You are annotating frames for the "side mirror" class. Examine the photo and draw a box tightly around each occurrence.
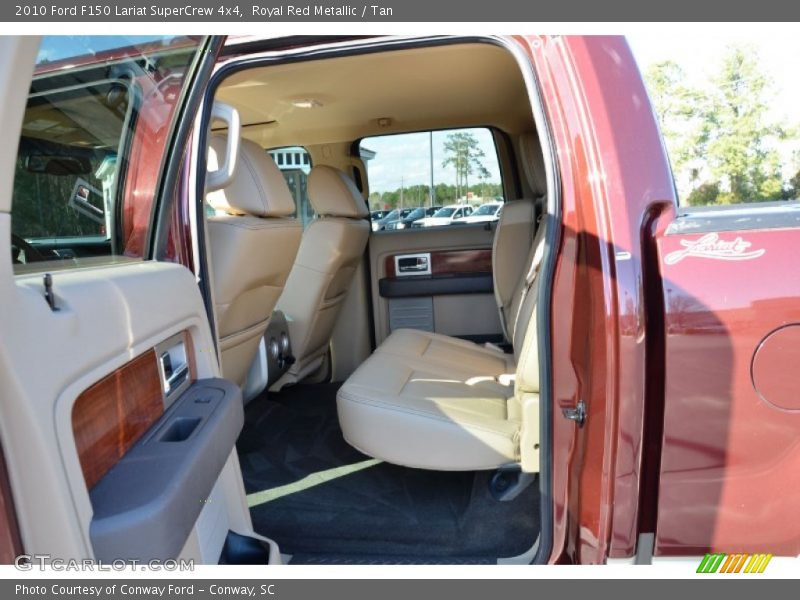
[25,155,92,176]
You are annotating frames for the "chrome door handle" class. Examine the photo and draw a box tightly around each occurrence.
[160,341,189,396]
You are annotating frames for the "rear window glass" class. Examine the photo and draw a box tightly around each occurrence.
[360,127,503,231]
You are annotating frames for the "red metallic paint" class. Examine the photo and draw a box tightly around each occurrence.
[654,228,800,556]
[751,325,800,412]
[122,74,189,261]
[521,34,678,563]
[162,150,196,269]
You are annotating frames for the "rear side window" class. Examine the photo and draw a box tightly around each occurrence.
[267,146,314,228]
[11,35,204,273]
[360,128,503,232]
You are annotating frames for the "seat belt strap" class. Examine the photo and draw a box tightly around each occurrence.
[510,220,546,344]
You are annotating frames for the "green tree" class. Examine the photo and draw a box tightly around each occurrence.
[644,46,789,205]
[685,181,720,206]
[441,132,490,201]
[700,46,786,203]
[434,182,456,205]
[784,150,800,200]
[645,60,703,177]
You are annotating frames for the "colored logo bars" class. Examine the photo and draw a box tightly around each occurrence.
[697,553,773,573]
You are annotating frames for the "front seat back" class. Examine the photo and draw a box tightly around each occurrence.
[276,165,370,385]
[206,136,302,386]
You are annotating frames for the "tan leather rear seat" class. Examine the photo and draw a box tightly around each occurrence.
[376,328,515,376]
[338,349,518,470]
[337,132,546,472]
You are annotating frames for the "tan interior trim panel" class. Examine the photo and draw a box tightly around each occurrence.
[215,43,531,149]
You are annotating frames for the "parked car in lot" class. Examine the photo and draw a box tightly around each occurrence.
[383,205,442,230]
[371,207,414,231]
[457,202,503,224]
[412,204,474,227]
[370,209,392,222]
[1,34,797,569]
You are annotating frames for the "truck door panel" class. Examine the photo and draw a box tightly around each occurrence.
[654,214,800,556]
[0,36,259,563]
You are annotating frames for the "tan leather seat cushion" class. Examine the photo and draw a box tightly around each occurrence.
[376,328,514,375]
[337,329,520,471]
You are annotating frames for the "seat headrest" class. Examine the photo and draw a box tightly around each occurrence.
[518,132,547,198]
[206,136,296,218]
[307,165,369,219]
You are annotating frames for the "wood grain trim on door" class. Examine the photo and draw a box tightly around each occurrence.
[0,444,23,563]
[384,248,493,278]
[72,350,165,490]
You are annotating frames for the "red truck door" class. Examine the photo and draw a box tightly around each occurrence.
[653,206,800,557]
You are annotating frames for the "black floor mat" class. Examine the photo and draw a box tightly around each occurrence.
[237,383,540,561]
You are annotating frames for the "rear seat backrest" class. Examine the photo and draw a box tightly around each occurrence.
[507,132,549,471]
[492,131,547,343]
[510,131,548,384]
[492,200,535,340]
[513,224,546,391]
[518,132,548,202]
[510,224,547,363]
